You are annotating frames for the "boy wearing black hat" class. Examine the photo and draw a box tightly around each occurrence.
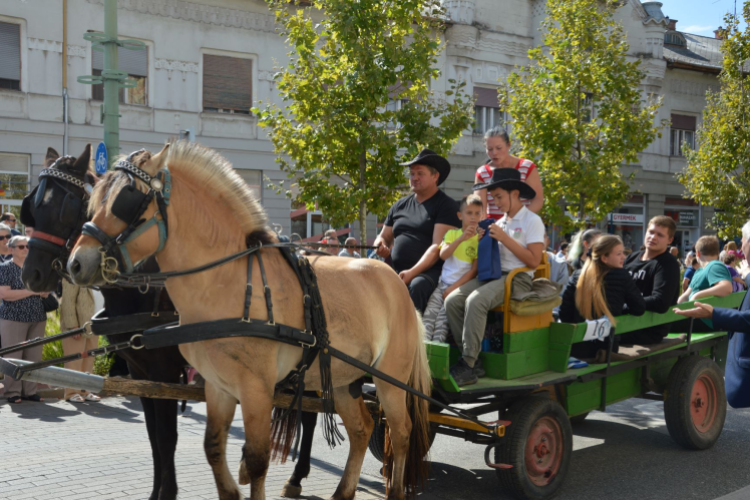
[445,168,545,386]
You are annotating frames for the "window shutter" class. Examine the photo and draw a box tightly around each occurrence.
[474,87,500,108]
[203,55,253,112]
[0,22,21,81]
[0,153,29,174]
[671,114,696,131]
[92,45,148,76]
[235,168,262,201]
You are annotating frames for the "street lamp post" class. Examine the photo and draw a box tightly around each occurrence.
[76,0,145,165]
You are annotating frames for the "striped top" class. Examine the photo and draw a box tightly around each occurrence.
[475,158,537,220]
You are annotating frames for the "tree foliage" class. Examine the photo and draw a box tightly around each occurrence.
[254,0,473,239]
[503,0,663,231]
[680,7,750,237]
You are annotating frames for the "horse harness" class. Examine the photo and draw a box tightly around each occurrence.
[22,157,93,273]
[82,150,172,277]
[83,158,505,442]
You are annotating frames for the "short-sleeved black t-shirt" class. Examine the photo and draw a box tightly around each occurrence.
[384,190,460,273]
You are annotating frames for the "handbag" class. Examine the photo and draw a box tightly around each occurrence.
[42,293,59,313]
[477,219,502,281]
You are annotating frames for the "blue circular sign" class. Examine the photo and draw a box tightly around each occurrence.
[95,142,108,175]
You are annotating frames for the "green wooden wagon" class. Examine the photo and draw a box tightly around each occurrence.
[368,292,744,500]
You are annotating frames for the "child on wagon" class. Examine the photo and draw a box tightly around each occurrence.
[675,235,733,332]
[559,235,646,359]
[445,168,544,386]
[423,194,482,342]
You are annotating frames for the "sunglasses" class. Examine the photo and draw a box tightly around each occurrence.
[6,219,16,222]
[12,245,27,250]
[0,235,10,241]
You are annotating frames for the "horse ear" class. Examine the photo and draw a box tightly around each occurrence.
[142,143,169,175]
[45,148,60,167]
[71,144,92,176]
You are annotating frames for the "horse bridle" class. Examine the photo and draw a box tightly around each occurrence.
[23,157,93,276]
[81,150,171,278]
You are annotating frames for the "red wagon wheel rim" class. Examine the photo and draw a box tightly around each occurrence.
[524,416,564,486]
[691,373,718,433]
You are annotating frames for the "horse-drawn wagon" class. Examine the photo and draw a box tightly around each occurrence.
[3,141,741,500]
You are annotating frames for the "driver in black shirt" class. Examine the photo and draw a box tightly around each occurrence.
[373,149,460,313]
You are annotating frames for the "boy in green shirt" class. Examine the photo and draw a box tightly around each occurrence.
[423,195,482,342]
[677,235,732,330]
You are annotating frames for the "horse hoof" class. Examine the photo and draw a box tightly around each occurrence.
[280,481,302,498]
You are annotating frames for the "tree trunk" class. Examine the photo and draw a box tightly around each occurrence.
[358,150,368,251]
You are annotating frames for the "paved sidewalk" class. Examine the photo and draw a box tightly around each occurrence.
[0,396,385,500]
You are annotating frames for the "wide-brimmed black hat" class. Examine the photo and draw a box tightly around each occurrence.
[472,168,536,200]
[400,148,451,186]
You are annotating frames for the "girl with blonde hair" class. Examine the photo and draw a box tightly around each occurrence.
[560,235,646,359]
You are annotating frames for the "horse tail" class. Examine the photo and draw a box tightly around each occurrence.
[402,310,432,497]
[269,407,296,464]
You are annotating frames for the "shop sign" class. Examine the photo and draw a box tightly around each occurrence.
[610,213,644,224]
[679,211,696,226]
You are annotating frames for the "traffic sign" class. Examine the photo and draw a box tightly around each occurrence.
[95,142,108,174]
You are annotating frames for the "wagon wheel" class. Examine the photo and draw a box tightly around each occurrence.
[495,395,572,500]
[367,413,438,463]
[664,355,726,450]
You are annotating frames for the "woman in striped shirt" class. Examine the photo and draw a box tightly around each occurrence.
[474,126,544,219]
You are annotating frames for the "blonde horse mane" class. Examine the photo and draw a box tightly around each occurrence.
[89,141,268,236]
[165,141,268,235]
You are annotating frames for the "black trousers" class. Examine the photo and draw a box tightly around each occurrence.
[407,267,441,315]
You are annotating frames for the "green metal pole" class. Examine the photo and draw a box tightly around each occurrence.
[103,0,119,160]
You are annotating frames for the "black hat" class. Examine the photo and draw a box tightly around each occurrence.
[472,168,536,200]
[400,149,451,186]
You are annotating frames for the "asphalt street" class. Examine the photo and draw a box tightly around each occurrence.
[2,395,750,500]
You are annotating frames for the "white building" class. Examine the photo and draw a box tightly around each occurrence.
[0,0,724,253]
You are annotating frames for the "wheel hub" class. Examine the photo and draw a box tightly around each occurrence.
[525,417,563,486]
[691,374,718,433]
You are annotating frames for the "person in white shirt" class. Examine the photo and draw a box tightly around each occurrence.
[445,168,545,386]
[337,237,361,258]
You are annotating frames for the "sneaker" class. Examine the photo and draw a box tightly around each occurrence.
[450,358,477,387]
[473,358,486,378]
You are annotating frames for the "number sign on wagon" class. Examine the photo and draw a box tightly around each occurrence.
[583,317,612,342]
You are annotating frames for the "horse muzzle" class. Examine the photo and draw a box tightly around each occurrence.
[68,245,108,286]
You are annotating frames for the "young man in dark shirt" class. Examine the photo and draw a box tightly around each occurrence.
[374,149,460,313]
[621,215,681,344]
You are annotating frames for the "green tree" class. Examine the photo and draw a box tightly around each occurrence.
[503,0,663,231]
[680,9,750,237]
[254,0,473,239]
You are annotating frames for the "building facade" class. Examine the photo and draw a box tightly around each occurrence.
[0,0,724,252]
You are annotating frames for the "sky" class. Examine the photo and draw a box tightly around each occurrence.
[658,0,747,36]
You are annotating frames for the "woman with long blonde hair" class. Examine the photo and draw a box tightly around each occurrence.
[560,235,646,359]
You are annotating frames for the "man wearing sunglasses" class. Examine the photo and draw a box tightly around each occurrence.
[1,213,21,236]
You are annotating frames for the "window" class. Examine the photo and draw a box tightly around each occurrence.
[670,129,695,157]
[235,168,262,202]
[385,99,407,129]
[665,32,687,47]
[0,153,30,200]
[473,87,504,134]
[670,114,697,157]
[0,22,21,91]
[203,54,252,114]
[92,43,148,105]
[581,92,595,123]
[474,106,504,134]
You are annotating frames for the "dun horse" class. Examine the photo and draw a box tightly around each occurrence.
[67,142,432,500]
[20,145,322,500]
